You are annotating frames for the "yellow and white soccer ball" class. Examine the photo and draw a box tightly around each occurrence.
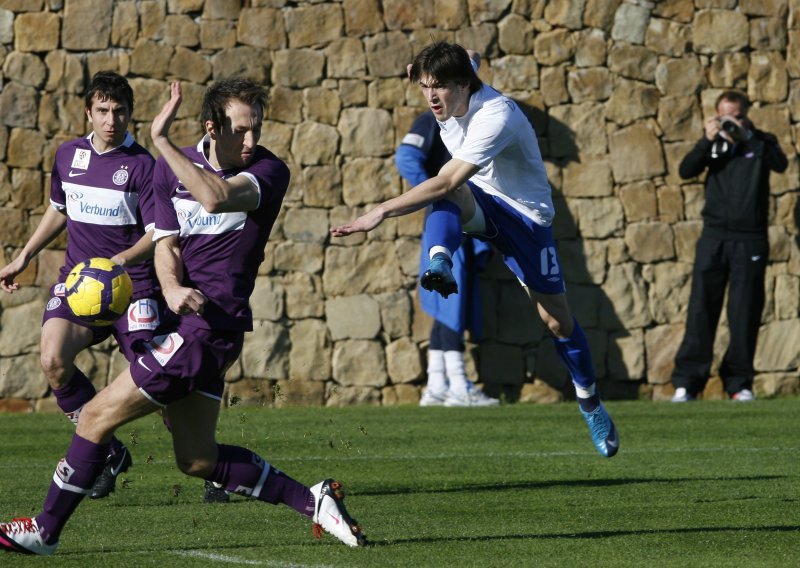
[65,257,133,326]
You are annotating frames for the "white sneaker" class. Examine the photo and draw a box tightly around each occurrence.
[0,517,57,555]
[671,387,695,403]
[419,388,447,407]
[444,387,500,407]
[732,389,755,402]
[310,479,367,547]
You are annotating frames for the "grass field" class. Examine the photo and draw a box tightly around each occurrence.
[1,398,798,567]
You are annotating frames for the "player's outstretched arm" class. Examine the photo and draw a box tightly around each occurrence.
[0,207,67,293]
[330,158,479,237]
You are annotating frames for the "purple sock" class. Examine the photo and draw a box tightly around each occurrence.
[36,433,110,544]
[208,444,314,517]
[52,368,96,425]
[52,368,124,456]
[425,200,463,256]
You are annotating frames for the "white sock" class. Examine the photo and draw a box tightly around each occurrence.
[429,246,452,261]
[427,349,448,395]
[444,350,470,396]
[574,383,596,399]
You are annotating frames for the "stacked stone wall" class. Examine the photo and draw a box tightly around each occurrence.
[1,0,799,412]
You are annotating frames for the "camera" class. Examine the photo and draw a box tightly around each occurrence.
[710,116,744,159]
[720,117,740,136]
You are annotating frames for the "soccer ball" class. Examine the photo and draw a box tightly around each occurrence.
[65,257,133,326]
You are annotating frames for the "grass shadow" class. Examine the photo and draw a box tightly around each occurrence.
[374,524,800,546]
[355,474,788,497]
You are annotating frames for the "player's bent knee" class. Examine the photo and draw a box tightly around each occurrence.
[39,355,70,389]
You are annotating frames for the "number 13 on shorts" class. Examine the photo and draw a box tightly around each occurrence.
[540,246,560,276]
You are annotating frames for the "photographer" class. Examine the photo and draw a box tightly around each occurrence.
[671,90,788,402]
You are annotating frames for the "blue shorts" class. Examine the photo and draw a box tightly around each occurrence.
[129,319,244,407]
[469,188,566,295]
[43,283,164,363]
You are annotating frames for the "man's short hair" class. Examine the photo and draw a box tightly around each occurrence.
[409,41,482,94]
[716,90,750,113]
[201,77,268,132]
[84,71,134,112]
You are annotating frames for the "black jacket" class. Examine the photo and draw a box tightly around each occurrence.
[679,129,788,239]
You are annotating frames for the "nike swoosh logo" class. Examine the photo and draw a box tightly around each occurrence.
[327,512,341,525]
[137,356,152,372]
[110,449,128,476]
[68,171,86,177]
[606,430,619,449]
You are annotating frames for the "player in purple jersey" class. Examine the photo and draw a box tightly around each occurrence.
[0,78,367,556]
[332,42,618,458]
[0,71,162,499]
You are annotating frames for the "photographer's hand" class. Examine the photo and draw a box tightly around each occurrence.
[704,116,722,141]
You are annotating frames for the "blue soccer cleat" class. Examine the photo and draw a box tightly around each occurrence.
[580,402,619,458]
[420,253,458,298]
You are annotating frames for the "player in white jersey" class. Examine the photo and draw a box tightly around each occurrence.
[332,42,618,458]
[0,71,161,498]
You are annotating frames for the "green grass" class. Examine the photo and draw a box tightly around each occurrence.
[1,399,799,567]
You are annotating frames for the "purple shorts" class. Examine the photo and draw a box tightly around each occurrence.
[43,283,164,362]
[469,187,566,295]
[129,319,244,407]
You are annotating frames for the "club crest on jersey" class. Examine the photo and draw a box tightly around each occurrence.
[47,297,62,310]
[112,165,129,186]
[71,149,91,170]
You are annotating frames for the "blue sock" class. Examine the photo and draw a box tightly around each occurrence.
[552,320,599,412]
[425,200,462,258]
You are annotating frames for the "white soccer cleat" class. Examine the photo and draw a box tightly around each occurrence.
[0,517,57,556]
[310,479,367,547]
[670,387,695,403]
[732,389,755,402]
[419,388,447,407]
[444,387,500,407]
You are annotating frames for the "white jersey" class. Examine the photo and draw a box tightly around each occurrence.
[438,84,554,226]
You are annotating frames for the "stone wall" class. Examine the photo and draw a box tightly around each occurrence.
[1,0,799,413]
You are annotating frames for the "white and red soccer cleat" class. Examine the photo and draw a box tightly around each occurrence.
[0,517,57,555]
[310,479,367,547]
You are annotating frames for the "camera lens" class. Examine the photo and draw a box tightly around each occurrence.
[721,120,737,134]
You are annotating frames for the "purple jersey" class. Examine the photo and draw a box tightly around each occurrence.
[152,138,289,331]
[51,132,158,299]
